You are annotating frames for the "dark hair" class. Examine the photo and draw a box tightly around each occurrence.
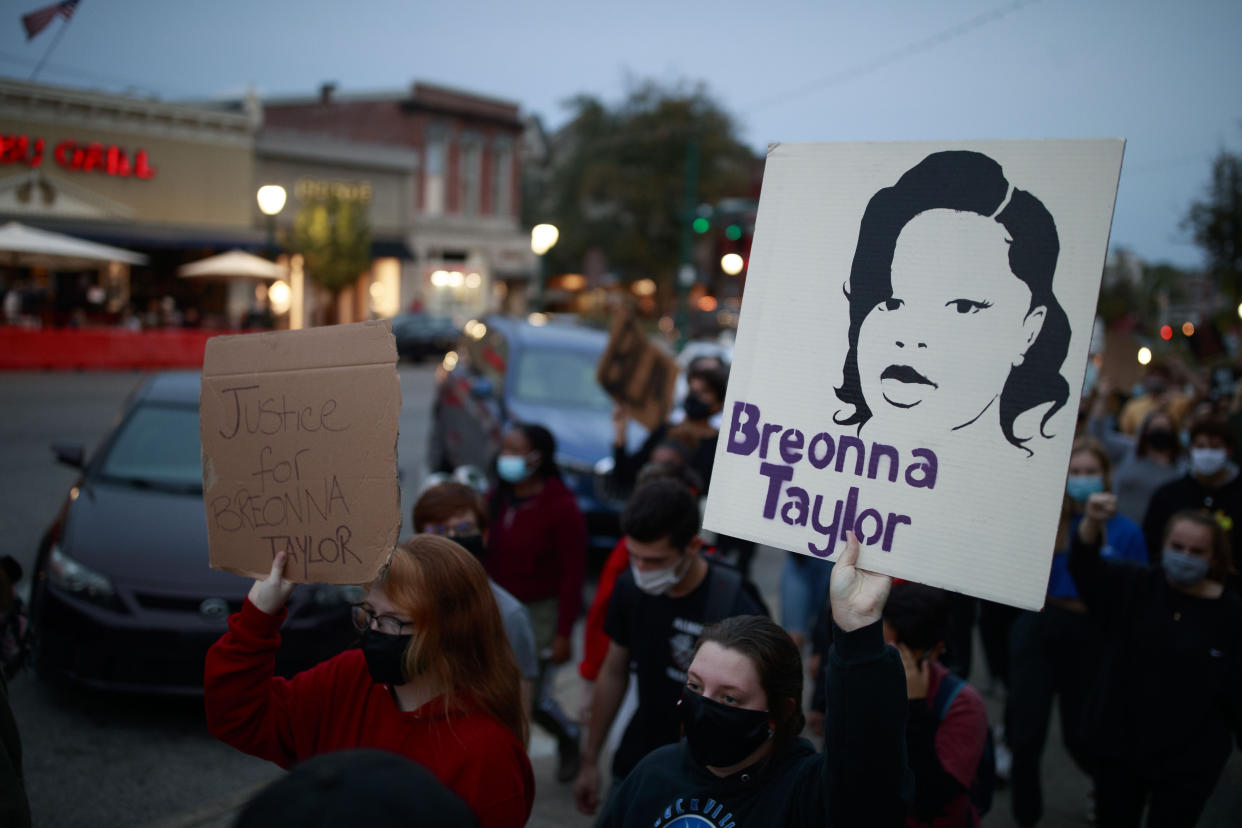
[636,458,705,495]
[413,481,488,534]
[1134,407,1180,460]
[1163,509,1236,583]
[1187,416,1234,453]
[494,422,562,488]
[834,150,1071,455]
[620,478,701,550]
[881,582,952,652]
[234,749,478,828]
[693,615,805,749]
[688,364,729,405]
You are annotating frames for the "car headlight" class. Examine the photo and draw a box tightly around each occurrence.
[48,545,121,609]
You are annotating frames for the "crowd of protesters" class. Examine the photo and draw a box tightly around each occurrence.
[0,315,1232,827]
[172,355,1242,827]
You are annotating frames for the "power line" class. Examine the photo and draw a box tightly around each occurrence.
[745,0,1043,113]
[0,51,182,99]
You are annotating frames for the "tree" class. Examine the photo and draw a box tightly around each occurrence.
[1183,149,1242,303]
[526,80,757,306]
[290,194,372,324]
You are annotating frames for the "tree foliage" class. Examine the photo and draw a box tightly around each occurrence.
[526,81,757,292]
[290,194,372,297]
[1183,149,1242,300]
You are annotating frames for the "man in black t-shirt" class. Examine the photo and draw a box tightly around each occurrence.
[572,479,767,816]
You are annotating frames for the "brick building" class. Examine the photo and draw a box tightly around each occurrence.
[262,82,534,316]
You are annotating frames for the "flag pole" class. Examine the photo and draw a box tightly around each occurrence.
[29,14,73,82]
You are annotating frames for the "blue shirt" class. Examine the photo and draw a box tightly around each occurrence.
[1047,513,1147,599]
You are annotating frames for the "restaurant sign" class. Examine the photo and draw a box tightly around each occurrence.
[0,134,156,179]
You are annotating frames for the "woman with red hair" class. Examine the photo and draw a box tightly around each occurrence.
[205,536,534,828]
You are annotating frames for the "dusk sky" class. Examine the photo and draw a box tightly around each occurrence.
[1,0,1237,268]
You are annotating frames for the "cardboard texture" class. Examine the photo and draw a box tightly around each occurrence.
[596,311,679,430]
[702,140,1125,610]
[200,320,401,584]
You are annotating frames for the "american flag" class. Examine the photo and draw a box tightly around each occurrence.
[22,0,79,41]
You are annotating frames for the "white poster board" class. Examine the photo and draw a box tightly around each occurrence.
[703,141,1124,610]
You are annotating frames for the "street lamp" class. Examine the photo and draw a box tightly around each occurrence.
[530,223,559,312]
[256,185,287,259]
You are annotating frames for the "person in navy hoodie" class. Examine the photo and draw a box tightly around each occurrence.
[1071,503,1241,826]
[596,531,910,828]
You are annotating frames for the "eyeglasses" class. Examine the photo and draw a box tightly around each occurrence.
[423,519,480,538]
[350,604,413,635]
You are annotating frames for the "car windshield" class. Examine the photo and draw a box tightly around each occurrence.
[513,347,612,410]
[96,403,202,492]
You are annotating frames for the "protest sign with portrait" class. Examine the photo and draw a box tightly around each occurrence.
[200,320,401,584]
[703,141,1124,609]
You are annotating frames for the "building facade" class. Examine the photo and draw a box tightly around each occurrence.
[0,78,261,325]
[262,82,535,317]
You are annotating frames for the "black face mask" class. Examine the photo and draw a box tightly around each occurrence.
[1146,429,1177,452]
[678,688,772,768]
[452,534,486,559]
[683,394,713,422]
[361,628,413,685]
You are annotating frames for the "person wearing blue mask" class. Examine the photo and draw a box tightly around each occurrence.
[1070,504,1242,827]
[1143,416,1242,577]
[485,423,587,783]
[1007,437,1147,828]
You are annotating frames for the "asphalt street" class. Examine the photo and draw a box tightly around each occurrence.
[1,366,1238,827]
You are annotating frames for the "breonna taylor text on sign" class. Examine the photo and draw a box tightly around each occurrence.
[702,140,1124,610]
[200,320,402,584]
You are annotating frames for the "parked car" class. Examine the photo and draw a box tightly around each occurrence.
[392,312,460,362]
[30,371,361,695]
[429,315,643,550]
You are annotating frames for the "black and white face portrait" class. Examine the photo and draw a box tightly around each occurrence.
[835,150,1072,456]
[856,210,1048,433]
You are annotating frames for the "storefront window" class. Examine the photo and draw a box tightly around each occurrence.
[491,138,513,216]
[460,133,482,216]
[424,132,446,215]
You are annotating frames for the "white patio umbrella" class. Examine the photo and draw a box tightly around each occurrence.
[0,221,148,268]
[177,249,286,281]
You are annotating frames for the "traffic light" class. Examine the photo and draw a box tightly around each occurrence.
[693,217,710,234]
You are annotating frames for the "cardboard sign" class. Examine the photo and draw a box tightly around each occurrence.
[703,141,1124,610]
[200,320,401,584]
[596,311,679,430]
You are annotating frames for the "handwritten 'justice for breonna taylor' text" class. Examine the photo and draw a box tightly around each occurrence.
[209,384,360,579]
[724,400,938,557]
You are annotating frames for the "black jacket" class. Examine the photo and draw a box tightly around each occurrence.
[1068,530,1242,773]
[596,620,911,828]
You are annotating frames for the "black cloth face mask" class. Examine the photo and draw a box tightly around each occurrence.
[678,688,772,768]
[452,534,486,559]
[362,628,413,685]
[683,394,713,422]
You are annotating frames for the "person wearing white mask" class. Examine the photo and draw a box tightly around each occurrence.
[1143,417,1242,574]
[573,478,767,816]
[1070,501,1242,827]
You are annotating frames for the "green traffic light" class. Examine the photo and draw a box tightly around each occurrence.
[725,224,742,241]
[693,217,710,234]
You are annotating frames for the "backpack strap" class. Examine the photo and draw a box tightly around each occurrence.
[931,670,965,721]
[703,562,743,622]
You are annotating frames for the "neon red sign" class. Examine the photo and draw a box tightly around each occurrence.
[0,134,156,179]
